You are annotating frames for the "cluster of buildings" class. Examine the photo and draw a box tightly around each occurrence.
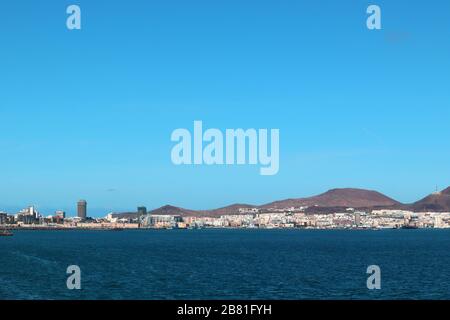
[0,200,90,228]
[1,202,450,230]
[179,208,450,230]
[106,207,450,230]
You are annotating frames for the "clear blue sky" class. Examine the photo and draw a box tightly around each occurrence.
[1,0,450,216]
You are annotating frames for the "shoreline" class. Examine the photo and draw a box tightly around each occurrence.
[2,226,449,231]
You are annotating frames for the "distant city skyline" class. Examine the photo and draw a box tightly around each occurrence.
[1,185,449,218]
[1,1,450,216]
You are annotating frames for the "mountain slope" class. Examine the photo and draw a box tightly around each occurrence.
[261,188,400,209]
[119,187,450,218]
[148,205,200,217]
[200,204,256,216]
[410,187,450,212]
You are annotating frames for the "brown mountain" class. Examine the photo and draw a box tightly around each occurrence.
[200,204,256,216]
[125,187,450,218]
[148,204,257,217]
[146,188,401,217]
[261,188,400,209]
[409,187,450,212]
[148,205,200,217]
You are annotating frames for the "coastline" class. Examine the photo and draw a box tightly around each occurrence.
[2,226,447,231]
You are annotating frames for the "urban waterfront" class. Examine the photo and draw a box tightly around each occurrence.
[1,229,449,300]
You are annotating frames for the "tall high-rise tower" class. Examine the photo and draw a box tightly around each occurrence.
[77,200,87,219]
[137,206,147,217]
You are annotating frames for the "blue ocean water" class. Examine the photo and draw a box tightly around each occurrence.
[0,229,449,300]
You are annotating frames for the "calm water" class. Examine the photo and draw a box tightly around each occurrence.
[0,229,449,300]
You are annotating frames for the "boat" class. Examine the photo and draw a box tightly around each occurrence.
[402,225,419,230]
[0,229,13,236]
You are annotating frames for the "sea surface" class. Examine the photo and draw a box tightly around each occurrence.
[0,229,449,300]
